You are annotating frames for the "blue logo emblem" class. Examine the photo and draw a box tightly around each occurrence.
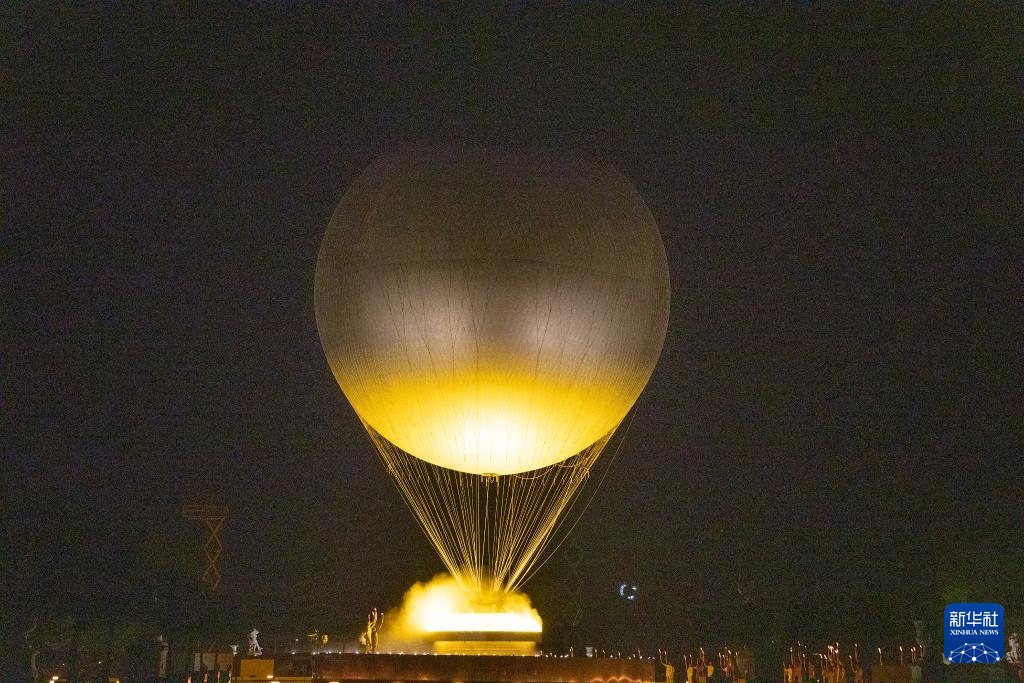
[944,603,1004,663]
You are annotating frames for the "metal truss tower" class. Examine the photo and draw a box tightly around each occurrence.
[181,504,228,591]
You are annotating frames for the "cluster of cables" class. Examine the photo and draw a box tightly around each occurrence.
[363,418,628,595]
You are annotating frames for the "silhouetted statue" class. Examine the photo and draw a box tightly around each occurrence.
[364,609,383,653]
[157,635,169,678]
[912,619,941,682]
[248,629,263,657]
[1008,633,1023,682]
[25,616,39,683]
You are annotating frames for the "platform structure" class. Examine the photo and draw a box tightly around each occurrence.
[235,653,655,683]
[426,629,539,656]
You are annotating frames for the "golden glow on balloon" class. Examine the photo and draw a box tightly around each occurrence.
[346,371,628,476]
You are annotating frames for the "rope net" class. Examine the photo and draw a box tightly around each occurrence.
[363,419,619,595]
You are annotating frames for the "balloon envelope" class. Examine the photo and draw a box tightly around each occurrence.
[315,147,669,475]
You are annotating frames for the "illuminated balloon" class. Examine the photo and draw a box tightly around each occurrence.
[315,146,669,476]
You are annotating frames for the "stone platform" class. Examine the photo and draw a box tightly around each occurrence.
[236,653,655,683]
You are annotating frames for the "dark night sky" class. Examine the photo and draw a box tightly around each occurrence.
[4,3,1023,670]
